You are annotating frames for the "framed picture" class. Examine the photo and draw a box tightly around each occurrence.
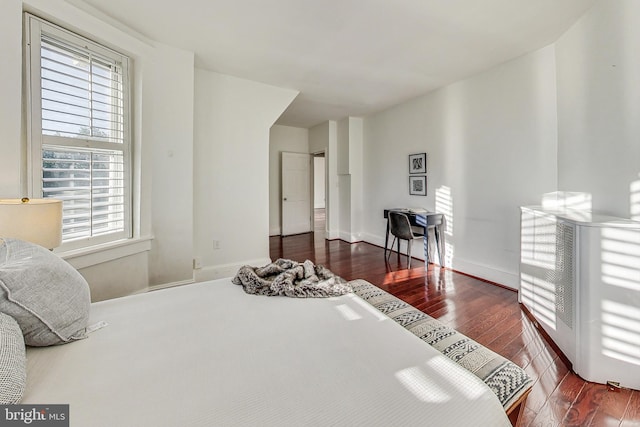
[409,175,427,196]
[409,153,427,174]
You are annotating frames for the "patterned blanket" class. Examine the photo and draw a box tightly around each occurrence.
[232,259,352,298]
[350,279,533,412]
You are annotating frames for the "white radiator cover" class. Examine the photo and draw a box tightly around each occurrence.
[520,206,640,390]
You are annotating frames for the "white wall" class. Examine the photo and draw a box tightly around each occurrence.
[193,69,297,280]
[0,0,23,198]
[146,45,195,287]
[556,0,640,218]
[313,156,325,209]
[348,117,364,242]
[79,252,148,302]
[336,117,364,242]
[337,119,351,240]
[363,46,559,288]
[309,122,329,154]
[269,125,309,235]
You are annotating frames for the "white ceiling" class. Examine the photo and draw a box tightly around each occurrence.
[73,0,595,128]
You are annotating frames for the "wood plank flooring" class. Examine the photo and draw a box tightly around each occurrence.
[270,233,640,427]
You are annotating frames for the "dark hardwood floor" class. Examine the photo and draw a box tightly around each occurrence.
[270,233,640,427]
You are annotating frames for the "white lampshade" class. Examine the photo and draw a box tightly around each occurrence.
[0,198,63,249]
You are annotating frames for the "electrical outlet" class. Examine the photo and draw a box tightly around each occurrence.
[213,240,221,250]
[193,257,202,269]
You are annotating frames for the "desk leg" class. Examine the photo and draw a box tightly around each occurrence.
[414,214,445,267]
[423,233,429,267]
[435,223,445,267]
[415,215,429,268]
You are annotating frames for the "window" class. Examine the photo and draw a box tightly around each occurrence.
[25,14,132,249]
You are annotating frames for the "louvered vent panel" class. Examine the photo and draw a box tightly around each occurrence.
[554,221,575,328]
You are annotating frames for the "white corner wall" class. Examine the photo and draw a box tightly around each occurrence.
[363,46,559,288]
[336,117,364,242]
[556,0,640,218]
[349,117,364,241]
[146,45,195,287]
[193,69,298,280]
[0,0,23,198]
[337,119,352,240]
[269,125,309,235]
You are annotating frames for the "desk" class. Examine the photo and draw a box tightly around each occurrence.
[383,208,445,266]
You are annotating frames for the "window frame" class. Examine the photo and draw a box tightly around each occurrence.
[25,13,133,251]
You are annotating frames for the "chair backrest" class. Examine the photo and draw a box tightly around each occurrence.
[425,213,444,227]
[388,212,415,240]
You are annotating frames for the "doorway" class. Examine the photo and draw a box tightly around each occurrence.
[313,153,326,239]
[281,152,312,236]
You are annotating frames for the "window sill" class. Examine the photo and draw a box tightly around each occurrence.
[57,236,153,270]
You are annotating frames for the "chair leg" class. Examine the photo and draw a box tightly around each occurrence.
[407,239,412,269]
[387,237,397,261]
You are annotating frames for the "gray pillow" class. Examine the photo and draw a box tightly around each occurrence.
[0,312,26,403]
[0,238,91,346]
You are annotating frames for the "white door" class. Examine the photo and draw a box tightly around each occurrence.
[281,152,311,235]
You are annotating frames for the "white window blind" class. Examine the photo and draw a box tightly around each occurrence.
[26,14,131,248]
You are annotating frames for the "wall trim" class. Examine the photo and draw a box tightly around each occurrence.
[361,232,384,250]
[148,278,196,293]
[60,236,153,270]
[194,257,272,282]
[269,226,281,236]
[338,231,363,243]
[451,258,519,290]
[361,233,517,289]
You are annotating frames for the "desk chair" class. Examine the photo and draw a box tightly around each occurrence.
[387,211,424,268]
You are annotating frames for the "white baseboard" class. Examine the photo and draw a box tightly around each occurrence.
[338,231,364,243]
[269,226,281,236]
[362,234,428,265]
[327,229,340,240]
[361,232,417,253]
[361,233,517,289]
[129,286,150,296]
[194,257,272,282]
[361,232,382,247]
[451,258,518,290]
[148,278,195,292]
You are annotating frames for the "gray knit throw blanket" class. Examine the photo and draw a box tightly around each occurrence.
[232,258,352,298]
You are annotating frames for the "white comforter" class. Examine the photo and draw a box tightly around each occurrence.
[24,278,510,427]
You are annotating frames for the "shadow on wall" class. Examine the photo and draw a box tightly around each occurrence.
[630,174,640,221]
[600,226,640,366]
[436,186,454,266]
[520,210,559,331]
[541,191,592,211]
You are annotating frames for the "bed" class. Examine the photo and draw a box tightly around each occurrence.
[1,240,531,426]
[20,277,523,426]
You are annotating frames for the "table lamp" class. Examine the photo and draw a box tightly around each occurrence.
[0,198,63,249]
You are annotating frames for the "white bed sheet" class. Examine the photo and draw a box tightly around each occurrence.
[24,278,511,427]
